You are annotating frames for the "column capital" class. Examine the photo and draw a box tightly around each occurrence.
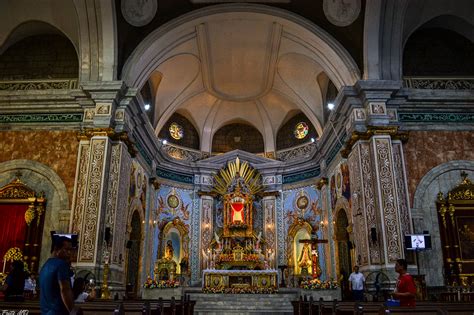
[342,126,409,158]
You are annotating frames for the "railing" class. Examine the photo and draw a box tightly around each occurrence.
[0,78,78,91]
[403,76,473,90]
[276,141,317,162]
[161,142,205,162]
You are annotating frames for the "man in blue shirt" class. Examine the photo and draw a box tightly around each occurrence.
[39,236,75,314]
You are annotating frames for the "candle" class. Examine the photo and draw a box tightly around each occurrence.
[3,259,6,273]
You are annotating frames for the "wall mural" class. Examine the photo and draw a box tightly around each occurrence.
[152,184,193,276]
[282,186,327,280]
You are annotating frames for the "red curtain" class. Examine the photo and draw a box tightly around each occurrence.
[0,204,28,265]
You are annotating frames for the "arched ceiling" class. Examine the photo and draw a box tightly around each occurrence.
[123,7,360,153]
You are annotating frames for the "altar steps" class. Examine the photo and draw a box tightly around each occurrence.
[185,288,298,315]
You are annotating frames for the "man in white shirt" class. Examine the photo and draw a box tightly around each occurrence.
[348,265,365,301]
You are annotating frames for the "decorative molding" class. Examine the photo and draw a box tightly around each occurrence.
[326,136,345,166]
[134,138,152,166]
[342,127,408,158]
[403,77,473,90]
[316,177,328,190]
[162,144,202,162]
[0,178,36,200]
[398,112,474,123]
[447,172,474,201]
[392,142,411,238]
[0,79,78,90]
[78,138,108,263]
[358,141,381,264]
[191,191,201,283]
[282,167,320,184]
[72,142,91,234]
[95,103,111,116]
[276,142,316,162]
[156,168,194,184]
[0,113,83,124]
[347,145,369,266]
[372,137,402,262]
[368,102,387,115]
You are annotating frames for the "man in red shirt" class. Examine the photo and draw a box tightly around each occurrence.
[392,258,416,307]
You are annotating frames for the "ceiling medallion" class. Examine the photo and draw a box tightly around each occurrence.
[294,122,309,139]
[121,0,157,27]
[169,123,184,140]
[323,0,361,27]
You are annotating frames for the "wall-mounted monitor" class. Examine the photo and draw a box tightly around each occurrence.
[404,234,431,250]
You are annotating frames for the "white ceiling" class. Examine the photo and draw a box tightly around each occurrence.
[148,12,344,153]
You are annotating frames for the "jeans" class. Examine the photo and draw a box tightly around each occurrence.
[352,289,364,301]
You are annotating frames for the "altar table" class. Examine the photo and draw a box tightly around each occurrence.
[203,269,278,289]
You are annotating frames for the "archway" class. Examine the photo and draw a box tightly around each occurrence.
[126,210,142,297]
[335,209,352,300]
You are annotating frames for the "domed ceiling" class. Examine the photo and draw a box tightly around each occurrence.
[136,10,358,153]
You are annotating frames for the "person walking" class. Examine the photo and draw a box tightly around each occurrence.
[348,265,365,301]
[392,258,416,307]
[39,236,75,314]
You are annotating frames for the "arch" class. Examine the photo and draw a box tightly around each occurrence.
[0,160,70,269]
[276,111,318,151]
[212,122,264,154]
[158,112,200,150]
[126,210,143,296]
[0,33,79,81]
[402,16,474,76]
[412,160,474,287]
[287,219,313,275]
[334,207,352,299]
[122,4,360,90]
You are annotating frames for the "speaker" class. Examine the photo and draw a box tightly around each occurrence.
[104,227,111,243]
[370,227,377,243]
[126,240,133,249]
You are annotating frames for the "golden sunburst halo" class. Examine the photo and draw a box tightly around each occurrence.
[212,157,262,196]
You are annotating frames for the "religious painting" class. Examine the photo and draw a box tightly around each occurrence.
[283,186,321,231]
[457,217,474,260]
[152,184,192,275]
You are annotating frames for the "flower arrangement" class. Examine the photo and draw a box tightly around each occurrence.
[143,278,180,289]
[300,278,339,290]
[203,286,278,294]
[217,254,234,263]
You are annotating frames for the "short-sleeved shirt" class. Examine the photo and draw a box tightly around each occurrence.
[348,272,365,290]
[396,273,416,307]
[39,258,71,315]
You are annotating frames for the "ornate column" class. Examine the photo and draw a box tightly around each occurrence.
[199,194,214,272]
[72,130,113,267]
[262,193,277,268]
[346,127,411,269]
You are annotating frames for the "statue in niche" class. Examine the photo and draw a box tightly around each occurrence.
[164,240,174,261]
[298,243,312,274]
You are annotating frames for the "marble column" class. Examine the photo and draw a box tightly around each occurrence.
[200,194,214,273]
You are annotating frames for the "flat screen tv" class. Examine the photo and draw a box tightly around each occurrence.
[404,234,431,250]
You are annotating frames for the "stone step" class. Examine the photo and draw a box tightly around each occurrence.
[188,292,296,314]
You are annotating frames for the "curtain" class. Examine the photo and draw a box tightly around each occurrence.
[0,204,28,265]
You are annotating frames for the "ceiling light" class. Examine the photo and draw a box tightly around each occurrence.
[327,103,335,110]
[162,139,168,145]
[144,104,150,111]
[311,138,315,143]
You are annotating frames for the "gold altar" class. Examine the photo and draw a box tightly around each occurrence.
[203,269,278,289]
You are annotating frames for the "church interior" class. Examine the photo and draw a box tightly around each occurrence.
[0,0,473,313]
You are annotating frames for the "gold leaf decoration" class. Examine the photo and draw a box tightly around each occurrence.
[212,157,262,196]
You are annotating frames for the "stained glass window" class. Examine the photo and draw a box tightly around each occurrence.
[169,122,184,140]
[294,122,309,139]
